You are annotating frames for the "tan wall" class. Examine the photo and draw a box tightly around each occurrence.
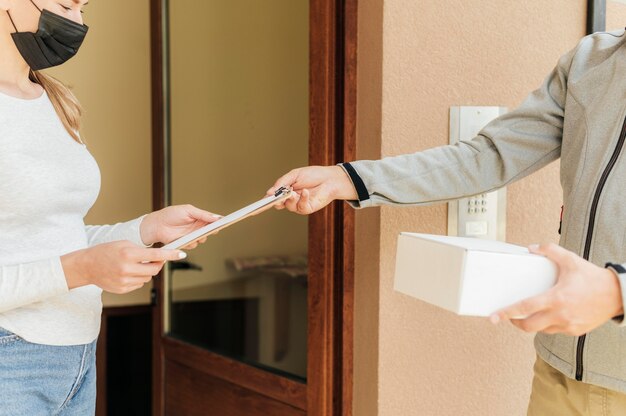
[607,1,626,30]
[355,1,587,415]
[354,0,384,413]
[47,0,153,307]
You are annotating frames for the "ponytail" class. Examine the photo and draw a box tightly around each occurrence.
[29,70,84,144]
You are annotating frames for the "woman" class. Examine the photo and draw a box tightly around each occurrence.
[0,0,216,414]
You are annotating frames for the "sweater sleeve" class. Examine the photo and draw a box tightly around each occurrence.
[0,257,69,314]
[344,44,578,209]
[84,214,152,248]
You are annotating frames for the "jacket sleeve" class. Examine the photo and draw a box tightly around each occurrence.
[84,214,152,248]
[0,257,69,313]
[345,45,578,209]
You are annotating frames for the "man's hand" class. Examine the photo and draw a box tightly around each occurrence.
[490,243,624,336]
[267,166,358,215]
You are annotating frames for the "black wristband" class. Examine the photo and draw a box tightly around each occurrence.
[341,163,370,202]
[606,263,626,274]
[605,263,626,323]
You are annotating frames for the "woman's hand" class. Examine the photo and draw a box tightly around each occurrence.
[61,241,187,294]
[267,166,358,215]
[140,204,222,248]
[490,243,624,336]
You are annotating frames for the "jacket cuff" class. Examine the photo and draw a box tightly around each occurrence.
[339,162,372,208]
[606,262,626,326]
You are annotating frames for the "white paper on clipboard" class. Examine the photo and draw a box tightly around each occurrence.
[162,187,293,250]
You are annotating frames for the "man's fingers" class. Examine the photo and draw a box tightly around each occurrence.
[274,193,298,210]
[529,243,572,269]
[491,292,552,324]
[284,192,301,212]
[540,325,566,335]
[510,311,555,333]
[296,189,314,214]
[511,318,568,335]
[268,169,300,196]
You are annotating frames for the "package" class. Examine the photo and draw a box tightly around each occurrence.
[393,233,558,316]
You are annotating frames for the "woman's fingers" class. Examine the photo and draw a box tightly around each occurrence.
[120,283,147,294]
[120,276,153,285]
[131,248,187,263]
[127,261,166,277]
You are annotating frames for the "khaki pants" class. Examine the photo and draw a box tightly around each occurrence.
[527,356,626,416]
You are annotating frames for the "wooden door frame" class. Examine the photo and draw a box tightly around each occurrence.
[149,0,357,415]
[587,0,606,34]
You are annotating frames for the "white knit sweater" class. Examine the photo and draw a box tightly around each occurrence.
[0,89,149,346]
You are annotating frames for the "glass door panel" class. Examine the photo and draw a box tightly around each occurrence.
[164,0,309,381]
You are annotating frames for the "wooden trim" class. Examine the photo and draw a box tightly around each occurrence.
[341,1,357,415]
[163,337,307,409]
[308,1,357,414]
[149,0,166,415]
[308,0,337,414]
[587,0,606,34]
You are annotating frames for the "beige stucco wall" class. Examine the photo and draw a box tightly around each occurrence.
[608,1,626,31]
[355,1,589,415]
[47,0,153,307]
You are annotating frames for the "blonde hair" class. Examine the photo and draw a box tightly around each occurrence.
[29,70,84,144]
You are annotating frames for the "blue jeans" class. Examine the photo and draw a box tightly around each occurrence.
[0,327,97,415]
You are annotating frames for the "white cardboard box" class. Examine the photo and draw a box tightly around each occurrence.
[394,233,558,316]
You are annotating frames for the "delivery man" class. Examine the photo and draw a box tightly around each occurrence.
[269,30,626,415]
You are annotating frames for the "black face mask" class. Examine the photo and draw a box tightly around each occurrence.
[6,0,88,71]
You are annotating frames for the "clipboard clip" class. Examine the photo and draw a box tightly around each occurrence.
[274,186,292,197]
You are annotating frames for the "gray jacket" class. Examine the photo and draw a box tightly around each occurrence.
[344,30,626,392]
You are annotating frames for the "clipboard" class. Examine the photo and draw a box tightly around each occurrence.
[162,187,293,250]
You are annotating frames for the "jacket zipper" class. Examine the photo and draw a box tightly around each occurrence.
[575,116,626,381]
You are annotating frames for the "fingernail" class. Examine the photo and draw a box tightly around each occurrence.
[178,251,187,259]
[528,244,539,252]
[490,314,500,324]
[212,214,223,219]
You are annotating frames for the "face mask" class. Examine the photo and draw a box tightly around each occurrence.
[6,0,88,70]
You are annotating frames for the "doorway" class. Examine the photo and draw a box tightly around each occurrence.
[149,0,357,415]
